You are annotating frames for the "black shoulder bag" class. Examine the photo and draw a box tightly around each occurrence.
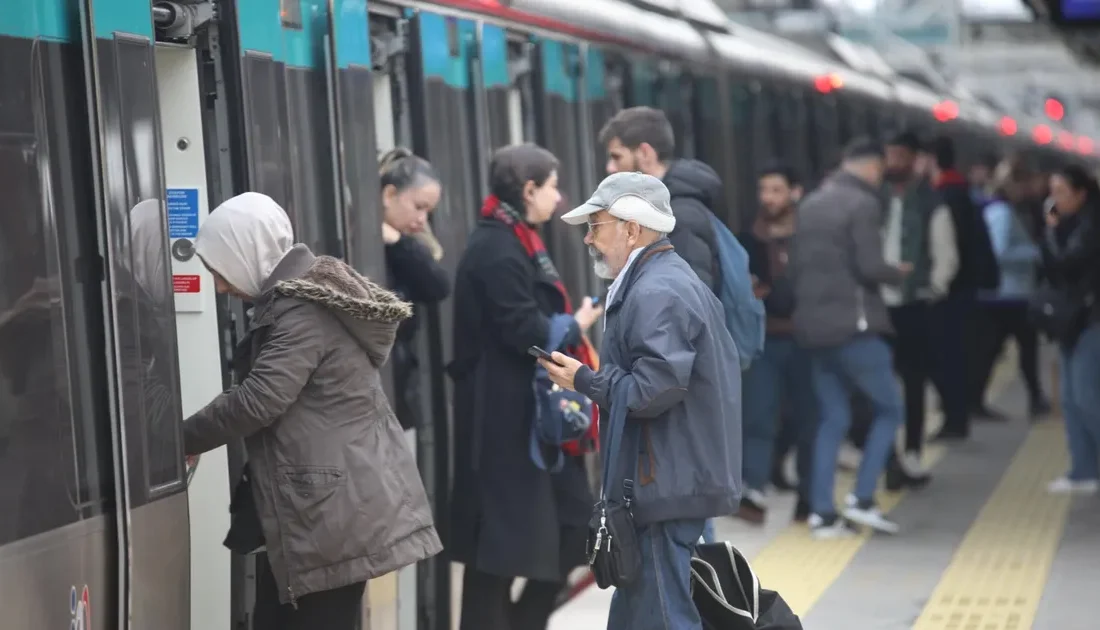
[588,379,643,589]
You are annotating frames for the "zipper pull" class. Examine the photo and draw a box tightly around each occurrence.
[288,585,298,610]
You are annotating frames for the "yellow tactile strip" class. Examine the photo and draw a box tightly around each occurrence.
[911,420,1072,630]
[750,443,947,616]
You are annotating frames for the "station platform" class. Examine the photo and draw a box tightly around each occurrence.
[547,348,1100,630]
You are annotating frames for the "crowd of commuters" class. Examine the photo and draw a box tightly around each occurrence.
[176,102,1099,629]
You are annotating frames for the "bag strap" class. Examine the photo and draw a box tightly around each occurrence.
[600,378,638,505]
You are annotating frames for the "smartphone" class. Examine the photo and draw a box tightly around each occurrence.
[590,296,601,307]
[527,346,559,364]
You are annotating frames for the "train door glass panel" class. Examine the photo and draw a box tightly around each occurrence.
[507,36,536,145]
[584,46,615,189]
[533,37,601,304]
[626,59,658,107]
[809,92,840,177]
[693,73,737,227]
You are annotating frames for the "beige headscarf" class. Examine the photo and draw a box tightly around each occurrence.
[194,192,294,298]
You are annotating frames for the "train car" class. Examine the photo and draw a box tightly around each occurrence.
[1,1,1095,630]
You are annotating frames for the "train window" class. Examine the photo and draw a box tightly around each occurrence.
[280,0,302,30]
[0,138,88,545]
[110,40,185,499]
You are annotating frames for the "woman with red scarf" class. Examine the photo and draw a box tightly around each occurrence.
[449,144,603,630]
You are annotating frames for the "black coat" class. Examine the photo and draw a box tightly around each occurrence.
[385,235,450,429]
[447,218,592,582]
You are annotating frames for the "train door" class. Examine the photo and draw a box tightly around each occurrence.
[75,0,193,628]
[531,37,602,305]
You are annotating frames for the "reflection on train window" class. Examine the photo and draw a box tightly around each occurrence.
[279,0,302,30]
[111,42,185,499]
[0,139,86,545]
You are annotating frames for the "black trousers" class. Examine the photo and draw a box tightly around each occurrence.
[929,296,971,435]
[889,302,931,454]
[253,553,366,630]
[459,567,562,630]
[972,300,1043,406]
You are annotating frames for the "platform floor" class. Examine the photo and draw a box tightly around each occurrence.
[547,349,1100,630]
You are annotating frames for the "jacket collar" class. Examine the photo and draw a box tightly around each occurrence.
[831,171,880,197]
[606,238,674,314]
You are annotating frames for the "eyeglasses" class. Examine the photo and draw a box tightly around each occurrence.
[586,219,619,235]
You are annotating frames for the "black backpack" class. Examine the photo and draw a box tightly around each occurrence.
[691,541,803,630]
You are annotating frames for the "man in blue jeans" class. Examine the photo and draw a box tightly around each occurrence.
[789,138,911,539]
[541,172,742,629]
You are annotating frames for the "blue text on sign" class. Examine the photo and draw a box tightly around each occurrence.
[167,188,200,239]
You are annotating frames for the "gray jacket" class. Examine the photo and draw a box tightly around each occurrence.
[575,240,742,525]
[790,172,905,348]
[184,245,442,605]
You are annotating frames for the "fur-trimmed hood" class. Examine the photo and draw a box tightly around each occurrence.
[268,248,413,366]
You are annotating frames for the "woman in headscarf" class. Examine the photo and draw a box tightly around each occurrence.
[378,148,450,429]
[183,192,442,629]
[448,144,603,630]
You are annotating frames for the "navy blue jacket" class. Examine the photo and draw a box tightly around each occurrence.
[575,239,742,525]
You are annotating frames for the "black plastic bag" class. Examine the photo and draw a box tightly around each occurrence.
[690,542,803,630]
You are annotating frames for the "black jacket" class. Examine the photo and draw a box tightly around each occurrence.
[385,235,450,430]
[1041,203,1100,342]
[934,173,1000,295]
[663,159,723,294]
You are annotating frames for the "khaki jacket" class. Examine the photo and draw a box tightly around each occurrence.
[184,245,442,605]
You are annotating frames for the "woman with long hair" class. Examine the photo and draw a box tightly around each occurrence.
[1040,165,1100,495]
[448,144,602,630]
[183,192,442,629]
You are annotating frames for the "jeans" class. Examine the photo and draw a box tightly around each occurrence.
[742,336,818,495]
[607,519,705,630]
[701,518,716,543]
[809,336,905,516]
[1061,323,1100,481]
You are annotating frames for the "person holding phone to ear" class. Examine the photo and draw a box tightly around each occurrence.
[448,144,603,630]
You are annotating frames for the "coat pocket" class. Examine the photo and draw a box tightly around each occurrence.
[276,465,347,571]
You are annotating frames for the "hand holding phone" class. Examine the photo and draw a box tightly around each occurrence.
[528,346,560,365]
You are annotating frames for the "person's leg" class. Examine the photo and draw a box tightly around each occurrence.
[252,554,288,630]
[838,336,905,534]
[459,567,514,630]
[786,343,818,520]
[1006,303,1048,414]
[700,518,717,544]
[285,581,366,630]
[930,297,970,438]
[1057,326,1100,485]
[739,339,786,521]
[512,578,565,630]
[807,346,853,531]
[606,519,705,630]
[969,302,1010,417]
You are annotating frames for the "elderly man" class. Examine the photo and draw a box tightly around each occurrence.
[538,172,741,630]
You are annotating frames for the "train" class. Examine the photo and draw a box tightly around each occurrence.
[0,0,1094,629]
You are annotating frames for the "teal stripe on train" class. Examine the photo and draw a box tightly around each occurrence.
[90,0,153,38]
[480,23,509,89]
[412,10,472,90]
[237,0,343,68]
[333,0,370,69]
[586,47,606,100]
[539,38,577,102]
[0,0,71,41]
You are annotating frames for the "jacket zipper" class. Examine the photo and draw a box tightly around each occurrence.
[856,288,868,332]
[288,585,298,609]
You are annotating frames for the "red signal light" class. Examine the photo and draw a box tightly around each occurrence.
[1044,98,1065,121]
[813,73,843,94]
[998,116,1017,136]
[932,100,959,123]
[1033,124,1053,145]
[1077,136,1094,155]
[1058,131,1075,150]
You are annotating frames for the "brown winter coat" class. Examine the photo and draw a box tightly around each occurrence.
[183,245,442,605]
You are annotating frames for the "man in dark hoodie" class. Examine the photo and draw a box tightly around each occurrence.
[598,106,723,293]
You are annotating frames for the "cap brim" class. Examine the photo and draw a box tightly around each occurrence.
[560,202,601,225]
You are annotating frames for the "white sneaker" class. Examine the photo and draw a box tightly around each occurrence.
[808,514,858,540]
[901,450,927,476]
[1047,477,1100,494]
[843,497,900,534]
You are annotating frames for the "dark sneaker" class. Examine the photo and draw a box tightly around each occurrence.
[886,451,931,492]
[844,495,900,534]
[971,405,1006,422]
[735,489,767,525]
[793,498,810,523]
[808,513,858,539]
[1030,397,1052,419]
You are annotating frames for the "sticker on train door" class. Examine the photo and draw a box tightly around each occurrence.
[69,585,90,630]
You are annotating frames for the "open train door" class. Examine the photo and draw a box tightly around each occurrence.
[74,0,191,628]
